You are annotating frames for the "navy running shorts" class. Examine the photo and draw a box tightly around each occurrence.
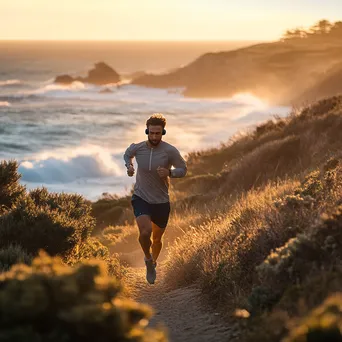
[131,194,170,229]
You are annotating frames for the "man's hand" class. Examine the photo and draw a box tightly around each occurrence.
[127,165,135,177]
[157,166,169,179]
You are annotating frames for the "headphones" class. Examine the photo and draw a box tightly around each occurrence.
[145,128,166,135]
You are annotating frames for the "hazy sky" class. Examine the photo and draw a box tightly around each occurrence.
[1,0,341,41]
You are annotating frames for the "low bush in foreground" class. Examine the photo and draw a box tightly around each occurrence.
[0,191,95,258]
[0,244,32,272]
[0,251,166,342]
[0,160,26,214]
[284,293,342,342]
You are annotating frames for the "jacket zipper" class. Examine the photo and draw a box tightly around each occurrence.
[149,148,153,171]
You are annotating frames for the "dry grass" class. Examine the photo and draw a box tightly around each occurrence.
[164,160,341,341]
[164,181,299,301]
[96,95,342,341]
[172,96,342,199]
[163,96,342,340]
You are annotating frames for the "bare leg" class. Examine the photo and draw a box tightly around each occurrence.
[136,215,153,259]
[151,222,165,263]
[136,215,157,284]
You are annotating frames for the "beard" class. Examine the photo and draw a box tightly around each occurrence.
[148,137,161,146]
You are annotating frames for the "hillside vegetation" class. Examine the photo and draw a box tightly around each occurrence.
[0,161,167,341]
[167,95,342,341]
[1,94,342,340]
[97,95,342,341]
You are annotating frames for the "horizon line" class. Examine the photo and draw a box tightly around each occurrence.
[0,38,270,43]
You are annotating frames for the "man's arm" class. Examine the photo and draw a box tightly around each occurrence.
[169,147,187,178]
[123,143,137,177]
[123,143,136,167]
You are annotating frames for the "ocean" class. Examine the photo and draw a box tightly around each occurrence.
[0,40,290,201]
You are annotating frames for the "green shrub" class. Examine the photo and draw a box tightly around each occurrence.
[254,204,342,316]
[245,164,341,322]
[0,193,95,258]
[77,236,110,260]
[275,194,315,210]
[0,245,32,272]
[248,234,321,314]
[247,286,281,314]
[248,234,317,315]
[0,160,26,214]
[29,187,92,225]
[0,251,166,342]
[297,171,324,198]
[284,293,342,342]
[68,237,127,281]
[313,205,342,257]
[242,270,342,342]
[256,234,317,287]
[98,226,123,247]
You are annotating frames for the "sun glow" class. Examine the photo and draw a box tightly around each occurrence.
[1,0,341,41]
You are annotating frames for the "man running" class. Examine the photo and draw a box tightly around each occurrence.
[123,113,187,284]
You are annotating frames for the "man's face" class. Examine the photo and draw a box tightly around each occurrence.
[147,125,163,146]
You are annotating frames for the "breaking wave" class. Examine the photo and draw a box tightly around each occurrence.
[0,79,22,87]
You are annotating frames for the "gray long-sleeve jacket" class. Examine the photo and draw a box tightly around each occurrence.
[123,141,187,204]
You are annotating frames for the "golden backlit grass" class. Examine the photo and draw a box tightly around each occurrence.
[163,96,342,340]
[92,95,342,341]
[164,181,299,300]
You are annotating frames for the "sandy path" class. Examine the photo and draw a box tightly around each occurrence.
[124,259,236,342]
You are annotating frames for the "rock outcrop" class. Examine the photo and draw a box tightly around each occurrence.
[54,75,75,84]
[54,62,120,85]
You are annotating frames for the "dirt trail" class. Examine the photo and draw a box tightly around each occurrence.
[123,256,237,342]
